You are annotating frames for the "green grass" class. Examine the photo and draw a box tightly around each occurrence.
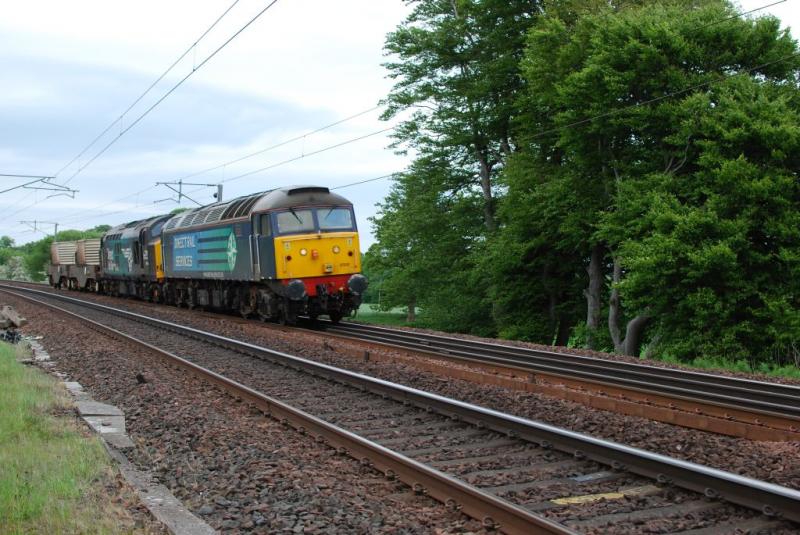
[350,303,420,327]
[0,342,128,534]
[655,352,800,380]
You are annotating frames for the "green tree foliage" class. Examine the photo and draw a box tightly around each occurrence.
[372,0,800,368]
[0,236,15,266]
[383,0,539,230]
[366,158,493,332]
[506,0,800,359]
[373,0,540,331]
[607,77,800,362]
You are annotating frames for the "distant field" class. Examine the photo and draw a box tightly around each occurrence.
[350,303,418,327]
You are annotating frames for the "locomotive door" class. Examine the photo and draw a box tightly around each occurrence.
[252,213,275,280]
[138,230,148,269]
[250,216,260,278]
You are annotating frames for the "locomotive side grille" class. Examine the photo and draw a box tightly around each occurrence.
[203,205,227,224]
[220,193,260,220]
[232,195,260,218]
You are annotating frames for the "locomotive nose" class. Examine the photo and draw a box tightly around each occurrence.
[347,274,368,295]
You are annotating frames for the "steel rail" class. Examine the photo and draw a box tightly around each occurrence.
[320,321,800,418]
[1,287,572,535]
[297,326,800,441]
[4,284,800,524]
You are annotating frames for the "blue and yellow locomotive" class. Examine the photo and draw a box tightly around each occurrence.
[48,186,367,323]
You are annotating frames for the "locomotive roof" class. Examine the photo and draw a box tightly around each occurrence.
[105,214,171,240]
[252,186,352,212]
[161,186,352,233]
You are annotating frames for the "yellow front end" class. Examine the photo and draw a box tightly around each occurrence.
[274,232,361,279]
[153,239,165,280]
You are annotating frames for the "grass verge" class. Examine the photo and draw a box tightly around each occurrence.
[350,303,419,327]
[0,341,139,534]
[655,352,800,380]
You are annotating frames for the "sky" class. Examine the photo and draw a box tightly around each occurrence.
[0,0,412,247]
[0,0,798,248]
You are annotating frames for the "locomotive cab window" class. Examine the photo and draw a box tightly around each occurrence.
[274,209,314,234]
[318,207,354,231]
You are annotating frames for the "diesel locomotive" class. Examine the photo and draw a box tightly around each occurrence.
[47,186,368,324]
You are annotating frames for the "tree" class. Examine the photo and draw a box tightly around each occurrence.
[0,256,31,281]
[367,158,493,332]
[375,0,542,333]
[606,77,800,362]
[0,236,15,266]
[383,0,541,231]
[509,0,799,356]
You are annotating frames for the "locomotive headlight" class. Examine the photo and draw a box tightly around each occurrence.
[347,274,368,295]
[300,248,308,256]
[332,245,340,254]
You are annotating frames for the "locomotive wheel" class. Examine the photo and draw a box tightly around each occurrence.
[328,311,343,324]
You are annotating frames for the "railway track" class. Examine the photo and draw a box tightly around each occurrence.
[3,284,800,534]
[311,320,800,442]
[3,281,799,441]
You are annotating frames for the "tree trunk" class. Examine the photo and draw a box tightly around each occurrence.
[542,263,558,340]
[609,256,650,356]
[555,314,573,347]
[609,257,623,352]
[407,297,416,322]
[477,154,496,232]
[548,291,558,342]
[622,314,650,356]
[583,244,603,349]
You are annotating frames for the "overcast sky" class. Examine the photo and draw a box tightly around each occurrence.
[0,0,797,248]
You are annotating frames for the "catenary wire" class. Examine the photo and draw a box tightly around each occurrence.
[331,173,396,190]
[215,126,394,184]
[54,108,386,224]
[57,185,161,225]
[60,0,280,186]
[687,0,787,34]
[174,105,382,182]
[52,0,243,179]
[177,125,396,198]
[0,173,55,179]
